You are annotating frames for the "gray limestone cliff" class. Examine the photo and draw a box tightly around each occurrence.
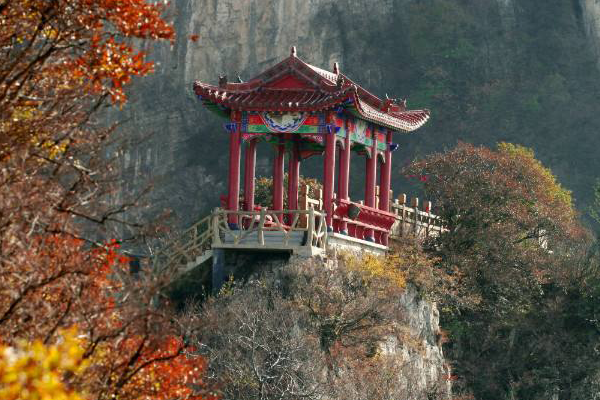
[394,286,451,395]
[193,252,452,398]
[582,0,600,62]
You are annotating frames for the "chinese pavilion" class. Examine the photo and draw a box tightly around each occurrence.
[192,47,430,251]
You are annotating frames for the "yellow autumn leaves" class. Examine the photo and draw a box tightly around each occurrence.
[0,327,88,400]
[341,251,407,289]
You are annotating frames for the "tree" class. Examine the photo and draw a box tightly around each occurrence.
[191,278,325,400]
[0,327,87,400]
[0,1,213,399]
[253,174,322,209]
[0,236,214,400]
[406,142,584,312]
[406,142,598,399]
[188,252,448,400]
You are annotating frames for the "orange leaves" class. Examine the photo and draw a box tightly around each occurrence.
[98,0,175,41]
[89,333,213,400]
[73,36,155,103]
[0,232,215,399]
[0,2,215,398]
[1,0,175,120]
[129,336,213,400]
[404,142,591,314]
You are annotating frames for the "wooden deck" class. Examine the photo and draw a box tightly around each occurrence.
[211,208,327,257]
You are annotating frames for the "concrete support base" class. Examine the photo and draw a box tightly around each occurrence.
[211,248,226,293]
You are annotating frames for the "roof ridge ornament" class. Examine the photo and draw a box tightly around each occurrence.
[290,46,297,57]
[219,74,227,87]
[333,62,339,75]
[336,74,345,89]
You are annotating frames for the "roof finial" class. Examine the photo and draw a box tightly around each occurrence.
[291,46,297,57]
[336,74,345,89]
[333,62,339,75]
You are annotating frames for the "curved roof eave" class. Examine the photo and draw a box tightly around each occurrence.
[351,95,430,132]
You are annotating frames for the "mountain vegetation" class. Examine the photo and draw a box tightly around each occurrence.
[3,1,600,399]
[406,142,600,399]
[373,0,600,215]
[0,1,213,399]
[186,248,449,400]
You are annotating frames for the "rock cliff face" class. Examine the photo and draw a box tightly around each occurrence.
[394,287,451,395]
[582,0,600,61]
[114,0,600,231]
[202,252,451,397]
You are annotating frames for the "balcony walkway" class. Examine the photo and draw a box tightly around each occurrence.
[152,189,446,279]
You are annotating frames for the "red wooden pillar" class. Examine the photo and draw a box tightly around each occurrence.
[272,140,285,220]
[227,119,242,228]
[243,139,257,211]
[379,130,393,212]
[379,130,393,245]
[323,126,336,230]
[287,141,300,224]
[364,129,377,241]
[337,123,351,234]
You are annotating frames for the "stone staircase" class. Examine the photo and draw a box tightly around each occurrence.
[152,214,213,276]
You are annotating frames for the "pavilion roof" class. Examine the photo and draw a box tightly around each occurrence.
[192,48,430,132]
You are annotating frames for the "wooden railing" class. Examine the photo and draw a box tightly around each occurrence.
[298,184,447,242]
[389,194,446,239]
[152,214,212,273]
[211,208,327,251]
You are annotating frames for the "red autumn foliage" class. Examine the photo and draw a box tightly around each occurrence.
[1,232,215,399]
[0,1,215,399]
[405,141,591,312]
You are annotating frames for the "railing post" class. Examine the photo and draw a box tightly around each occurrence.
[299,184,309,210]
[399,194,407,237]
[307,208,315,248]
[411,197,419,236]
[192,223,198,248]
[212,210,222,245]
[317,188,323,210]
[298,185,309,228]
[258,208,266,245]
[425,200,432,237]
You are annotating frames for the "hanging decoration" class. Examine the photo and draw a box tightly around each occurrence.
[261,111,307,133]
